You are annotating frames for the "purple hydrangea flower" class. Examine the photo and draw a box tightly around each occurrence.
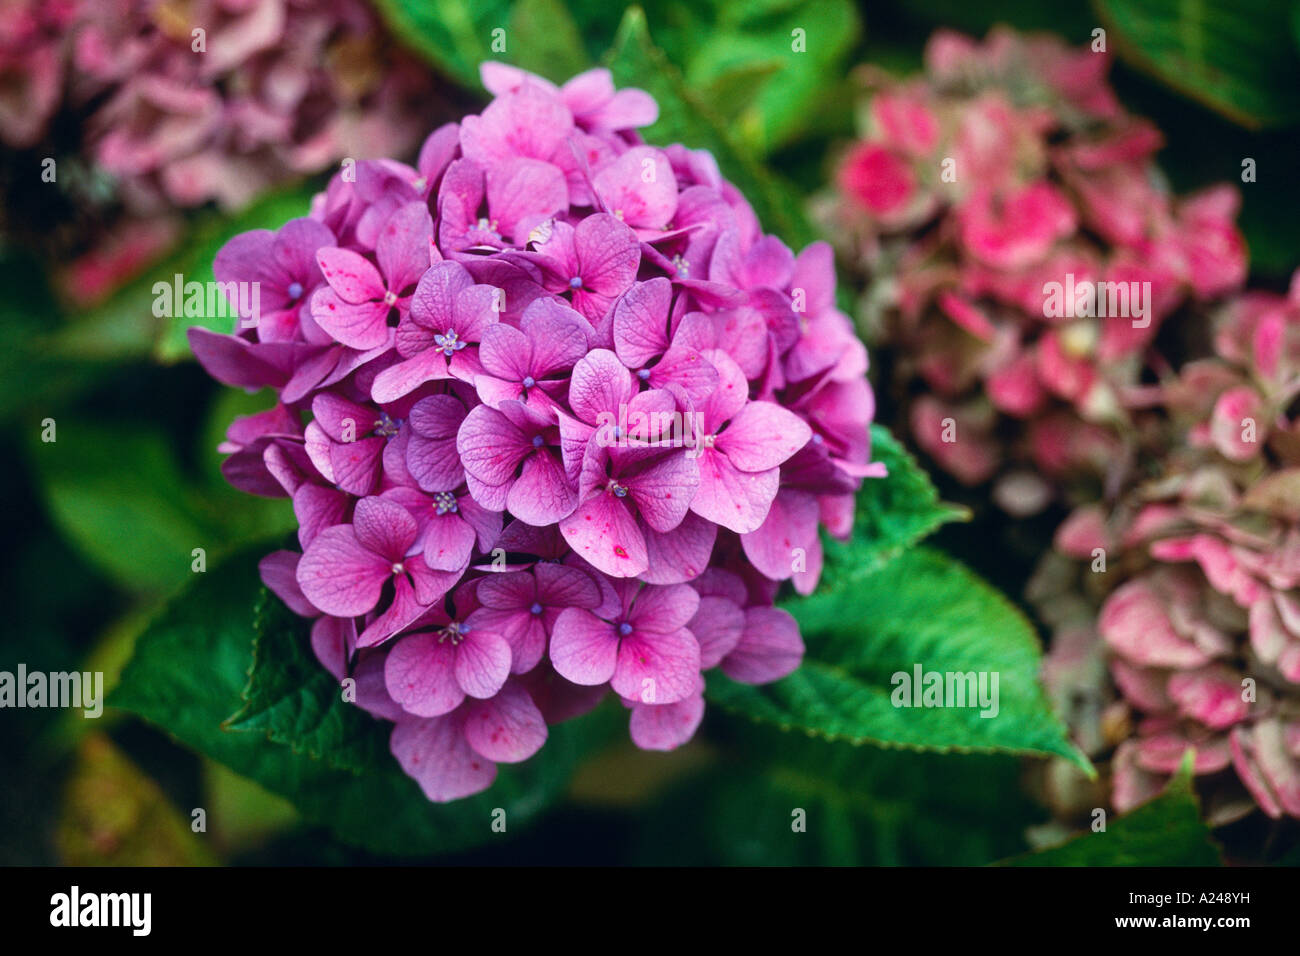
[474,298,590,411]
[310,201,434,350]
[370,259,501,401]
[551,579,702,704]
[195,63,880,802]
[467,565,603,674]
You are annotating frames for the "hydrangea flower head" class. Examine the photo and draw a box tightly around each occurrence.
[1036,271,1300,823]
[821,27,1247,516]
[1,0,441,306]
[197,64,878,802]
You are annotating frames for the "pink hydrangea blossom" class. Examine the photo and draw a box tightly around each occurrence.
[198,64,879,802]
[1036,272,1300,824]
[821,26,1247,516]
[3,0,442,305]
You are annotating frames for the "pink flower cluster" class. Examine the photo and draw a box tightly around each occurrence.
[0,0,77,149]
[194,64,877,802]
[1,0,438,303]
[821,27,1247,514]
[1040,272,1300,823]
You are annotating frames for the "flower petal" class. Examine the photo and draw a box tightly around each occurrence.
[689,450,779,534]
[385,632,463,717]
[716,400,812,472]
[455,628,512,699]
[316,246,385,302]
[550,607,619,685]
[390,714,497,802]
[612,626,701,704]
[722,606,804,684]
[559,489,648,577]
[462,681,548,762]
[297,524,389,617]
[629,691,705,751]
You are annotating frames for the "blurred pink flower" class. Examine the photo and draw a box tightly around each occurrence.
[4,0,444,305]
[823,26,1248,514]
[1038,272,1300,823]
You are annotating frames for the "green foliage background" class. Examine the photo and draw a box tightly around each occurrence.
[6,0,1298,865]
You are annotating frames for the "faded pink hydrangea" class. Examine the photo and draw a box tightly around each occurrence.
[820,26,1247,516]
[1035,272,1300,824]
[1,0,441,305]
[196,64,880,802]
[0,0,76,149]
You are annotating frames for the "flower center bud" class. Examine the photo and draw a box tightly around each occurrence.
[373,412,402,439]
[702,433,717,448]
[287,281,304,300]
[383,290,398,307]
[433,329,466,357]
[433,491,458,516]
[671,254,689,278]
[568,276,583,290]
[531,434,544,448]
[637,368,651,381]
[529,602,543,616]
[441,624,473,647]
[617,621,633,637]
[439,621,471,645]
[522,375,536,389]
[390,561,404,575]
[609,480,628,498]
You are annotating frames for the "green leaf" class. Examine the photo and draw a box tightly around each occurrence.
[0,251,121,424]
[708,547,1092,770]
[111,549,612,856]
[371,0,611,90]
[508,0,591,82]
[685,0,861,153]
[371,0,510,86]
[201,759,300,855]
[27,410,295,596]
[821,424,968,585]
[555,0,863,154]
[28,424,218,595]
[224,587,387,774]
[1095,0,1300,128]
[602,6,817,249]
[633,720,1045,865]
[695,59,784,123]
[1001,760,1222,865]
